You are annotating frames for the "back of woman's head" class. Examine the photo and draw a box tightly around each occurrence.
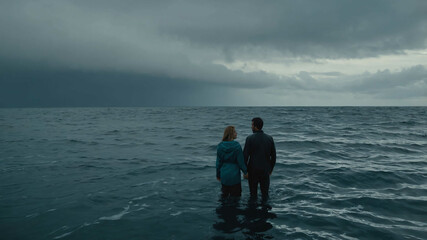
[222,126,235,141]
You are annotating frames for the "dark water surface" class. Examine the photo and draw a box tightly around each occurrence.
[1,107,426,239]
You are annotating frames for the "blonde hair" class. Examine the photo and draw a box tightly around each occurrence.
[222,126,236,141]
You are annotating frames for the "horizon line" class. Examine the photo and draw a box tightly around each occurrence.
[1,105,426,109]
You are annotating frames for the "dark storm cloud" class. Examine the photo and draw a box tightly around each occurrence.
[0,0,281,88]
[1,0,426,68]
[0,69,239,107]
[0,0,426,106]
[155,0,427,59]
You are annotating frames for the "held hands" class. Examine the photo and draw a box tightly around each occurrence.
[217,173,268,181]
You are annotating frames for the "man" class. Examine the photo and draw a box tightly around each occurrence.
[243,117,276,199]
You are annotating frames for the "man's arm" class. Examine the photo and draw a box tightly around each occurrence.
[270,137,276,174]
[243,137,250,166]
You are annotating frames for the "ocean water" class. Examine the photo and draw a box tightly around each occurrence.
[0,107,426,240]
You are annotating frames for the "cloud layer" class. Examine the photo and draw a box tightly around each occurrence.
[0,0,426,106]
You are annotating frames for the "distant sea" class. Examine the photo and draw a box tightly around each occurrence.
[1,107,426,240]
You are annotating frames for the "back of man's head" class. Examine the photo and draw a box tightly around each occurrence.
[252,117,263,130]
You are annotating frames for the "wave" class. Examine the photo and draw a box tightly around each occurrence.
[77,164,98,169]
[99,205,130,221]
[67,139,99,145]
[379,146,420,154]
[104,130,120,135]
[314,168,423,189]
[309,150,350,160]
[207,144,217,151]
[276,140,334,149]
[174,136,190,140]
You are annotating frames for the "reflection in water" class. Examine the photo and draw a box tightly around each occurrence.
[213,197,277,239]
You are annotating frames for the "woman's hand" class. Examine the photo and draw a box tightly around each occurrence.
[243,173,248,179]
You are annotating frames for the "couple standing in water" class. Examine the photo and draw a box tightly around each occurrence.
[216,117,276,199]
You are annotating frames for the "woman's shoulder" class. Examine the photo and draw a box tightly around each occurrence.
[217,140,241,147]
[231,141,242,149]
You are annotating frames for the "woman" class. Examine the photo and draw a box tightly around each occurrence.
[216,126,248,197]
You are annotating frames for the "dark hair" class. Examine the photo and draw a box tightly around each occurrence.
[252,117,263,130]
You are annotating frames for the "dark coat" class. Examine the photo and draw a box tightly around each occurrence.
[243,130,276,175]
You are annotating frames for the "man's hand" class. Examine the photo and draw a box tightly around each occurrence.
[243,173,249,179]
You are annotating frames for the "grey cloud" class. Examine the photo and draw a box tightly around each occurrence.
[273,65,427,99]
[155,0,427,59]
[0,0,426,106]
[240,65,426,106]
[0,0,279,89]
[310,72,344,77]
[2,0,426,68]
[343,65,427,97]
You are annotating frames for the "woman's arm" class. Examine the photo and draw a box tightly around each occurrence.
[216,151,222,181]
[237,146,247,176]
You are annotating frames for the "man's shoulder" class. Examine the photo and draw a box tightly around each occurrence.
[247,131,273,140]
[260,132,275,142]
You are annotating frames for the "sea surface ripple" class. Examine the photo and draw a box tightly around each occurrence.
[0,107,426,239]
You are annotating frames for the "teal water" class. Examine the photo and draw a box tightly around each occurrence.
[1,107,426,239]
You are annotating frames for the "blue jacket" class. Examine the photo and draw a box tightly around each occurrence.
[216,141,247,186]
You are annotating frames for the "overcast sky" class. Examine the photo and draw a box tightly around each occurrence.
[1,0,426,107]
